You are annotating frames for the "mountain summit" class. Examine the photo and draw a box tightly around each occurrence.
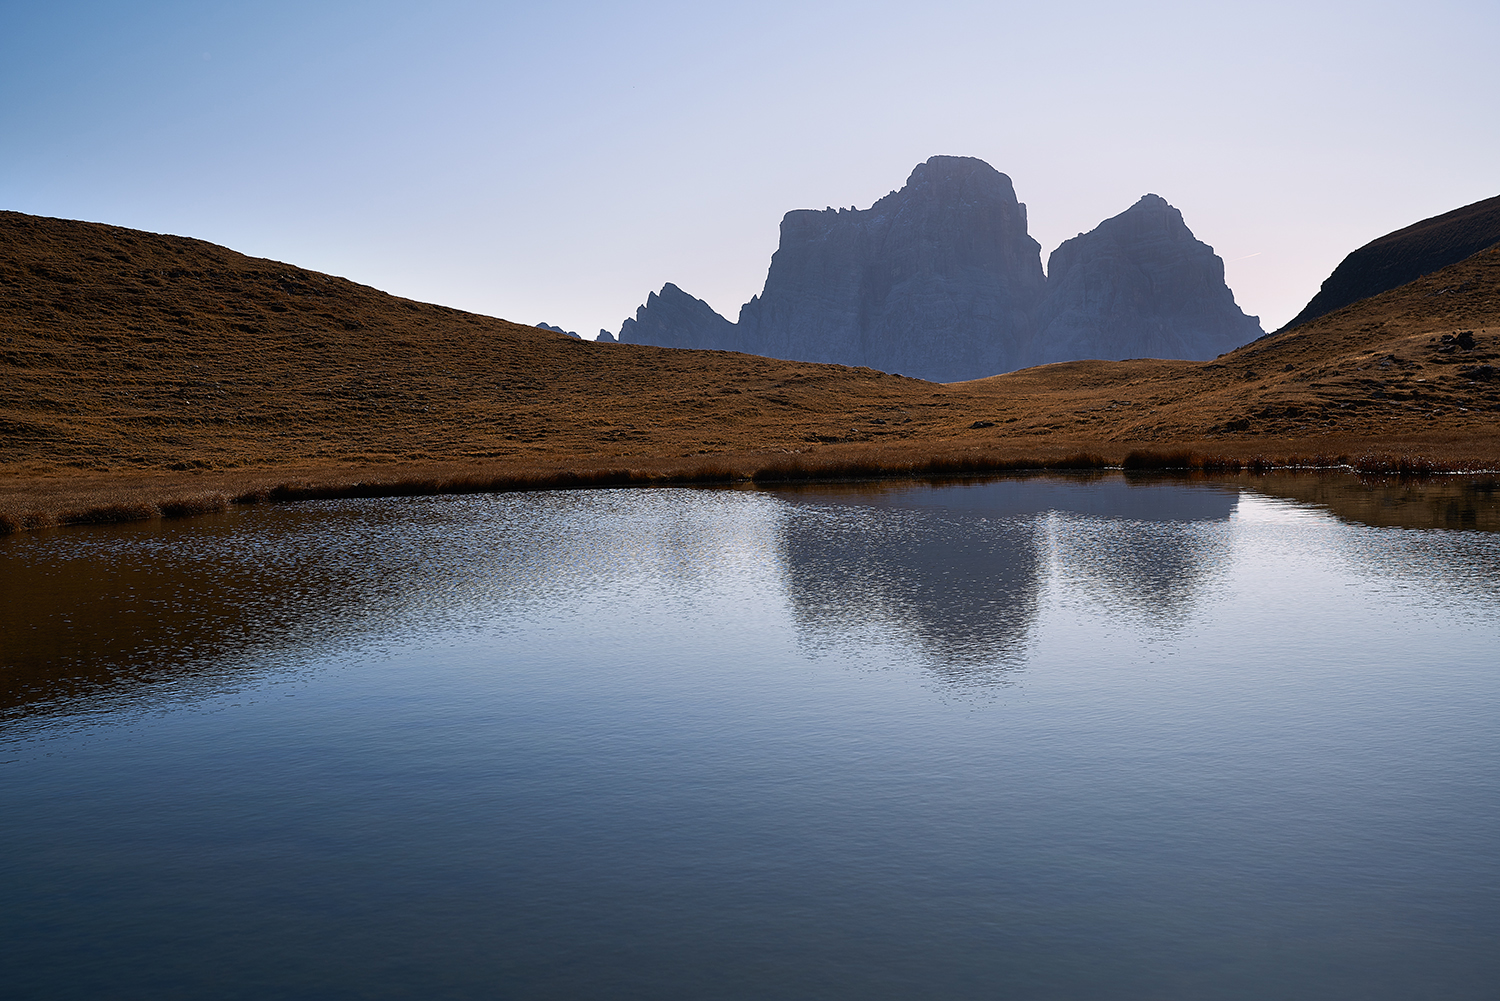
[734,156,1045,380]
[618,157,1262,380]
[1033,194,1263,365]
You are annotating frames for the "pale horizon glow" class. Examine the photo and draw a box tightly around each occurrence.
[3,0,1497,344]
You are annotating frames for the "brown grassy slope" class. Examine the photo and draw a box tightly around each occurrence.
[2,210,1499,527]
[0,210,1023,473]
[959,244,1500,452]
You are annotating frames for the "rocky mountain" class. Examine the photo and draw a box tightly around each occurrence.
[618,156,1262,380]
[733,156,1045,380]
[1280,193,1500,331]
[1032,194,1262,365]
[618,283,736,351]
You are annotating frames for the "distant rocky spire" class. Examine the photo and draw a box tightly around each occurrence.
[618,283,737,351]
[731,155,1046,381]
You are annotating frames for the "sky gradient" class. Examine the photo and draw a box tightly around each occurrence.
[4,0,1497,341]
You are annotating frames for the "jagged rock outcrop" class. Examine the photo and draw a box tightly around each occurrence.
[1280,193,1500,331]
[618,156,1261,380]
[1032,194,1262,364]
[618,283,737,351]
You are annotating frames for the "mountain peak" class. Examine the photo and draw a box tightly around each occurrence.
[899,155,1020,207]
[1035,194,1261,364]
[619,158,1258,379]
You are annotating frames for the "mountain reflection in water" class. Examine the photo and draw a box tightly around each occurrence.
[1,472,1496,719]
[774,478,1236,680]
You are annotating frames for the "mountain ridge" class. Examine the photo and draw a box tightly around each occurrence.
[618,156,1263,379]
[1033,193,1262,365]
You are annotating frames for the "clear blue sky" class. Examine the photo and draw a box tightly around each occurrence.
[4,0,1496,338]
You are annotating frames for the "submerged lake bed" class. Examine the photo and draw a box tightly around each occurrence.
[3,473,1499,1000]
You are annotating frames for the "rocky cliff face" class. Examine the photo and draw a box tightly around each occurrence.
[1033,194,1262,364]
[618,283,738,351]
[618,157,1262,380]
[621,157,1045,381]
[735,156,1046,381]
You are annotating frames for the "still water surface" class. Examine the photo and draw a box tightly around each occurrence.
[3,474,1499,999]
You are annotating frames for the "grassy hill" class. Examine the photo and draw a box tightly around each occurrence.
[3,210,1498,530]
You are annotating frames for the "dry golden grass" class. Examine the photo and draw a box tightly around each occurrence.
[3,210,1499,532]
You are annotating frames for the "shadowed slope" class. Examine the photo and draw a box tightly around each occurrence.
[1281,193,1500,331]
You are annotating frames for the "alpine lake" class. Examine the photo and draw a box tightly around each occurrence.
[3,471,1499,1000]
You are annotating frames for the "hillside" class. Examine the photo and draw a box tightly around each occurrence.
[2,209,1498,528]
[965,243,1500,444]
[1281,193,1500,331]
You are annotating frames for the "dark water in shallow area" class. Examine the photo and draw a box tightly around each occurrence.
[2,474,1499,999]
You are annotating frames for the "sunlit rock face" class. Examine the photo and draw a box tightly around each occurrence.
[618,158,1261,380]
[1032,194,1262,365]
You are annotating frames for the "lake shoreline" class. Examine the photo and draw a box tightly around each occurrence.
[6,435,1498,535]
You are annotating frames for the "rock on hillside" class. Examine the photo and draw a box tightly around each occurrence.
[618,157,1259,381]
[1032,194,1262,365]
[1282,193,1500,331]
